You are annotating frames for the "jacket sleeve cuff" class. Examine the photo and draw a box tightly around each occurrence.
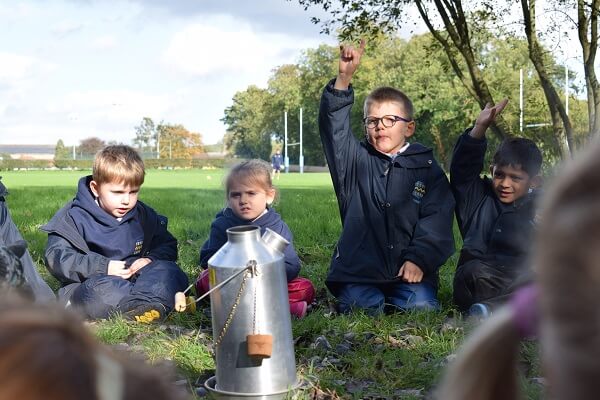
[325,78,353,98]
[98,257,110,274]
[462,128,487,144]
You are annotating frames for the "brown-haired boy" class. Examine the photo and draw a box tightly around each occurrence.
[319,41,455,314]
[42,145,188,322]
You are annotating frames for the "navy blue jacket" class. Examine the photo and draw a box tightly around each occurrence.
[319,80,455,293]
[199,207,301,282]
[450,131,538,267]
[0,179,55,302]
[41,176,178,299]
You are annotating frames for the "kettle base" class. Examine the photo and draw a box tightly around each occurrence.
[204,376,305,400]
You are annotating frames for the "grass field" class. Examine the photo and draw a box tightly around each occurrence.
[1,169,541,399]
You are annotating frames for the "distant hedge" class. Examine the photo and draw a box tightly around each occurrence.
[0,158,234,171]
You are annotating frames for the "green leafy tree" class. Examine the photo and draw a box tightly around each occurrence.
[54,139,71,160]
[296,0,595,156]
[78,137,106,158]
[133,117,156,153]
[222,86,273,160]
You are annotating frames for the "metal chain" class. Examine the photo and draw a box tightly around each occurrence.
[214,260,258,348]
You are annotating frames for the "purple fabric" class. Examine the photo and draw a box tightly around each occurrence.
[510,284,539,339]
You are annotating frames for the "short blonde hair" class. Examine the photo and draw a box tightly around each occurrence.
[225,159,274,197]
[93,145,145,187]
[363,86,414,119]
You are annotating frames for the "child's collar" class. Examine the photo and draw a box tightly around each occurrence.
[251,208,269,222]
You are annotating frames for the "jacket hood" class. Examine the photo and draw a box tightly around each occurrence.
[71,175,137,227]
[0,178,7,198]
[220,207,282,229]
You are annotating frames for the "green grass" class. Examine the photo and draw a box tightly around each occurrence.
[1,170,541,399]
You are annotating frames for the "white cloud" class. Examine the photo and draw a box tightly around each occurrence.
[51,20,84,37]
[0,3,36,19]
[162,15,319,79]
[52,89,174,126]
[0,89,176,145]
[91,35,118,50]
[0,52,36,81]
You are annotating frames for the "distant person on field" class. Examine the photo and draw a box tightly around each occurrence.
[319,40,455,314]
[0,293,185,400]
[196,159,315,318]
[271,150,284,180]
[439,137,600,400]
[42,145,188,323]
[450,100,542,316]
[0,178,55,302]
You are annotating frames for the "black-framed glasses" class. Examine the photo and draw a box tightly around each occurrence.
[363,115,412,129]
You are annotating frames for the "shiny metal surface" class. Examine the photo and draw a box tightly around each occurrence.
[208,226,297,394]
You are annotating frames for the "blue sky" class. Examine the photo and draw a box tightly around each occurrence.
[0,0,336,146]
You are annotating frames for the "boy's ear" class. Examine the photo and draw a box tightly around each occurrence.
[404,121,416,138]
[89,180,100,198]
[530,174,543,189]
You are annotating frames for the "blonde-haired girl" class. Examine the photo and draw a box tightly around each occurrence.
[196,159,315,318]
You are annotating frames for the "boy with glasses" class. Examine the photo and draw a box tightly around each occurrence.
[318,40,455,314]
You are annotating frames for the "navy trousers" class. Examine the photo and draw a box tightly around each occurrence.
[336,281,439,315]
[71,260,188,319]
[453,259,522,312]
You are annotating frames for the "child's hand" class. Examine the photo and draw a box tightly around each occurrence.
[470,99,509,139]
[334,39,366,90]
[107,260,134,279]
[397,260,424,283]
[129,257,152,274]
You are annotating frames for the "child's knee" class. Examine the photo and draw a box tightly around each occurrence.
[336,284,385,313]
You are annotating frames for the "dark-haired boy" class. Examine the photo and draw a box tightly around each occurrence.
[451,100,543,315]
[319,41,455,314]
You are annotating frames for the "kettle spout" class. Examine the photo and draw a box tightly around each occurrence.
[262,228,289,253]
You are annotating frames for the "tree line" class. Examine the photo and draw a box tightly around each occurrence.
[223,31,589,168]
[54,119,204,160]
[297,0,598,159]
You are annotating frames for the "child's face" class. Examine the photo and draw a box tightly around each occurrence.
[365,101,415,155]
[89,180,140,218]
[490,164,538,203]
[227,181,275,221]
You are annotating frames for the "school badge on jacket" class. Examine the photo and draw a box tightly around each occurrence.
[412,181,426,204]
[133,239,143,255]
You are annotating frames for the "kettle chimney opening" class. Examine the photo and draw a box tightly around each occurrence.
[261,228,290,253]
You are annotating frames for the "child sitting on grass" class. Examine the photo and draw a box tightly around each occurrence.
[439,137,600,400]
[450,99,542,316]
[0,178,55,301]
[42,145,188,323]
[196,159,315,318]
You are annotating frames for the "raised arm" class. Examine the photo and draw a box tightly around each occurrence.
[334,39,366,90]
[451,98,509,236]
